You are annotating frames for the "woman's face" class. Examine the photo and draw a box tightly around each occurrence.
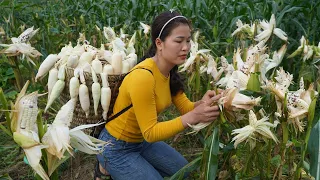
[157,24,191,66]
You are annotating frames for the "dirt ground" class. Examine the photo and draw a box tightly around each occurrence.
[3,148,201,180]
[1,133,202,180]
[2,153,96,180]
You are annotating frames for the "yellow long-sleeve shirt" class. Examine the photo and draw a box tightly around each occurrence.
[106,58,194,143]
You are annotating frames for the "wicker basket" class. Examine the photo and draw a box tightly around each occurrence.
[60,67,127,137]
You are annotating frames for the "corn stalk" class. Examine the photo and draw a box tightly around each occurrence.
[0,87,12,136]
[295,97,317,179]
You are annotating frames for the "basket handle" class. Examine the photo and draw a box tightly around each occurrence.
[106,67,153,123]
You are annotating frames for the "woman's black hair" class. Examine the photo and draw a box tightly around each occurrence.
[140,11,191,96]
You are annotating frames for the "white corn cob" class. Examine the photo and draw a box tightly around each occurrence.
[82,62,92,73]
[126,54,137,69]
[121,60,130,73]
[57,63,66,81]
[45,80,65,112]
[111,52,123,74]
[103,64,114,75]
[69,77,80,99]
[100,73,111,120]
[79,69,90,117]
[79,84,90,118]
[79,69,86,84]
[91,67,101,116]
[103,50,112,64]
[78,51,95,67]
[53,98,76,126]
[58,42,73,58]
[16,92,39,133]
[91,56,103,74]
[59,54,70,65]
[47,67,58,98]
[72,43,85,56]
[67,54,79,68]
[35,54,59,81]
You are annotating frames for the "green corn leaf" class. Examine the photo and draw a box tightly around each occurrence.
[308,119,320,178]
[168,156,201,180]
[36,110,45,140]
[205,126,220,180]
[0,87,12,136]
[0,173,13,180]
[308,98,317,123]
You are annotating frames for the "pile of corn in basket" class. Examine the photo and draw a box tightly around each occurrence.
[35,28,138,137]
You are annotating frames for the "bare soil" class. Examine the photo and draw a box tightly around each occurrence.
[1,132,202,180]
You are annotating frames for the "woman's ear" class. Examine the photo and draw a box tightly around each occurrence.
[155,38,162,50]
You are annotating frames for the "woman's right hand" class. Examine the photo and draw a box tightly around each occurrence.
[181,94,222,128]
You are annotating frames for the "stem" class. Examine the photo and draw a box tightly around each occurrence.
[0,88,12,135]
[295,98,317,179]
[267,139,272,178]
[278,122,289,179]
[267,115,275,178]
[294,120,315,179]
[195,55,201,100]
[8,56,23,91]
[206,75,212,91]
[243,148,254,175]
[288,146,294,178]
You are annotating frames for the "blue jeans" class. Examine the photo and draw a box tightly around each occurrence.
[97,128,188,180]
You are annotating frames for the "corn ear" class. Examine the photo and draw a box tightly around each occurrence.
[103,64,114,75]
[79,84,90,117]
[101,87,111,120]
[100,73,111,120]
[67,54,79,68]
[47,67,58,98]
[78,51,94,67]
[122,60,130,73]
[35,54,59,82]
[91,56,103,74]
[111,52,123,74]
[58,64,66,81]
[69,76,80,99]
[18,92,38,132]
[45,80,65,112]
[91,68,101,116]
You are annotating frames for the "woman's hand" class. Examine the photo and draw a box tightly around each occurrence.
[202,90,217,102]
[181,93,222,128]
[195,89,224,108]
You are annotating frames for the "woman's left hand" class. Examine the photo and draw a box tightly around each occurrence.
[201,90,217,102]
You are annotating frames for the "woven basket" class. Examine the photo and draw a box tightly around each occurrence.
[60,67,127,137]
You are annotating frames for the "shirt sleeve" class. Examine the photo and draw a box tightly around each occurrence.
[128,70,185,142]
[172,91,195,115]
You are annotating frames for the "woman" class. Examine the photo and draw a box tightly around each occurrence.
[95,11,221,180]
